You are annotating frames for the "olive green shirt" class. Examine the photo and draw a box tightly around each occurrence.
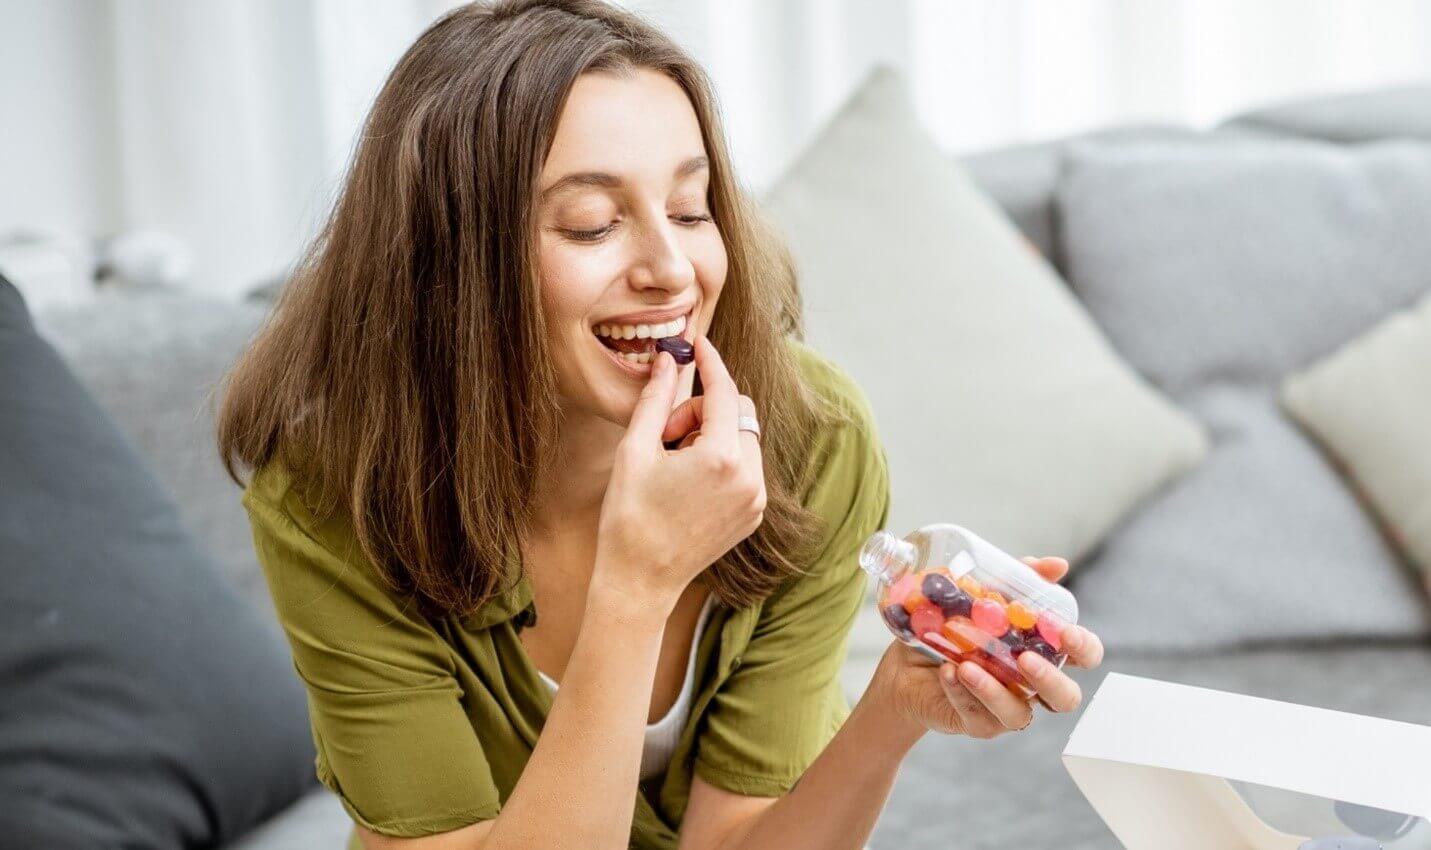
[242,341,891,849]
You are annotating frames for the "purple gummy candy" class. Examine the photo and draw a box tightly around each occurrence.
[1014,634,1059,663]
[655,336,694,364]
[922,573,973,618]
[881,604,914,640]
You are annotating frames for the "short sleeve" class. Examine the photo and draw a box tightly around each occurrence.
[693,349,892,797]
[242,486,502,837]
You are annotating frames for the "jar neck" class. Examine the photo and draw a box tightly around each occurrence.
[858,530,917,584]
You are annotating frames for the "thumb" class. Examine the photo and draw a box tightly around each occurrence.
[623,352,678,447]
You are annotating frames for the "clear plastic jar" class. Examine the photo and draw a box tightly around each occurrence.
[859,524,1080,697]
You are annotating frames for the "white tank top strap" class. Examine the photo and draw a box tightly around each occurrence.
[536,593,717,780]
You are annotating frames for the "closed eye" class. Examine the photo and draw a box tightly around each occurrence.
[562,213,713,243]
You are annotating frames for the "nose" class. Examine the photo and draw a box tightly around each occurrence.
[627,214,696,295]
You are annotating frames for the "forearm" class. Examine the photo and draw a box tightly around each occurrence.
[484,585,666,850]
[717,680,924,850]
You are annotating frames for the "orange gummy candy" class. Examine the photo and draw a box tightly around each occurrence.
[1006,600,1038,630]
[955,575,984,597]
[940,619,981,653]
[901,591,929,614]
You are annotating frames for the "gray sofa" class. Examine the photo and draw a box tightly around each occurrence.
[18,82,1431,849]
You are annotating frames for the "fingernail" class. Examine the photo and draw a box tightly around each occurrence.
[960,664,987,687]
[942,665,957,685]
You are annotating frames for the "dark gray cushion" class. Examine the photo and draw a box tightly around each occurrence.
[1055,140,1431,650]
[0,275,315,847]
[35,291,276,621]
[1221,83,1431,143]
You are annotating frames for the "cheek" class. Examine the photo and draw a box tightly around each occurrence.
[538,243,616,336]
[694,230,729,307]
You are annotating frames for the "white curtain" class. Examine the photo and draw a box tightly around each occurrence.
[59,1,1431,297]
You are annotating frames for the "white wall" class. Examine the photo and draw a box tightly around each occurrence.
[2,0,1430,299]
[0,0,120,238]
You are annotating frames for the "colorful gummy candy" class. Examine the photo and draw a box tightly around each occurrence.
[908,604,945,640]
[1006,600,1038,630]
[887,573,920,608]
[921,573,972,618]
[878,567,1071,691]
[1036,611,1065,651]
[970,598,1010,637]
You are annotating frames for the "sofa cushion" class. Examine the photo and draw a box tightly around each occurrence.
[760,65,1208,571]
[1281,290,1431,594]
[1221,83,1431,143]
[1057,140,1431,650]
[35,290,275,620]
[959,124,1200,269]
[0,275,315,847]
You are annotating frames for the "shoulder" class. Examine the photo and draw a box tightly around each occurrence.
[782,337,886,513]
[242,455,356,558]
[774,339,890,596]
[241,456,394,618]
[785,337,879,442]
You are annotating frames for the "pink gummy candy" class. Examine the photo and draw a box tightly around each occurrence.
[887,573,920,608]
[908,604,945,641]
[1036,611,1065,651]
[970,598,1010,637]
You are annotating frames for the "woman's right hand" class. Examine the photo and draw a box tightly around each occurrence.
[591,335,765,615]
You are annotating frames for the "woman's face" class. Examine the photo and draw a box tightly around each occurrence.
[536,68,727,426]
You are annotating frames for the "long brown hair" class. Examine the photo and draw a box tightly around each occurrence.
[216,0,838,619]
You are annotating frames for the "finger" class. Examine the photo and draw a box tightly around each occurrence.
[1060,624,1104,669]
[692,336,739,445]
[959,661,1035,730]
[939,664,1002,730]
[622,351,677,446]
[735,394,761,455]
[662,396,704,443]
[1016,651,1083,713]
[1020,555,1069,582]
[663,394,755,444]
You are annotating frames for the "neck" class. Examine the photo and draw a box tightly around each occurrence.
[529,407,626,537]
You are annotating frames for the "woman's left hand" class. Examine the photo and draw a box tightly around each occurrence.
[869,556,1104,741]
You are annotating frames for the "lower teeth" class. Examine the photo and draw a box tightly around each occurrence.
[620,351,653,364]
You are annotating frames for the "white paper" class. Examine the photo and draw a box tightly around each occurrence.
[1063,673,1431,849]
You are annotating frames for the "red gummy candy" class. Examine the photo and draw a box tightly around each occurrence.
[1036,611,1066,651]
[908,604,945,641]
[886,573,920,608]
[971,598,1010,636]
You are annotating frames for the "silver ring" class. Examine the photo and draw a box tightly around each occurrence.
[736,415,761,441]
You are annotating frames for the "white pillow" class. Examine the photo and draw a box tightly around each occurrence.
[760,66,1208,567]
[1281,289,1431,598]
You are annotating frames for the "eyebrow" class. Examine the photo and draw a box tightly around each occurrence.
[539,155,709,204]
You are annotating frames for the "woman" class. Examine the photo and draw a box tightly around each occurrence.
[217,1,1104,848]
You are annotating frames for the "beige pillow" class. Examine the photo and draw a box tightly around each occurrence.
[759,66,1208,566]
[1281,290,1431,595]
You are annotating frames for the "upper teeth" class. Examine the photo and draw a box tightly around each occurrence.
[595,314,686,340]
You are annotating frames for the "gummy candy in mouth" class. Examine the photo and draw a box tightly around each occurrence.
[655,336,694,364]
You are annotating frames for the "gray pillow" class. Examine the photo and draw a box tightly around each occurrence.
[960,124,1200,269]
[1221,84,1431,144]
[1057,140,1431,650]
[760,66,1208,571]
[0,275,315,847]
[35,290,275,620]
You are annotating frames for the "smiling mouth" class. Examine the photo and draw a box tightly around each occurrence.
[593,314,688,365]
